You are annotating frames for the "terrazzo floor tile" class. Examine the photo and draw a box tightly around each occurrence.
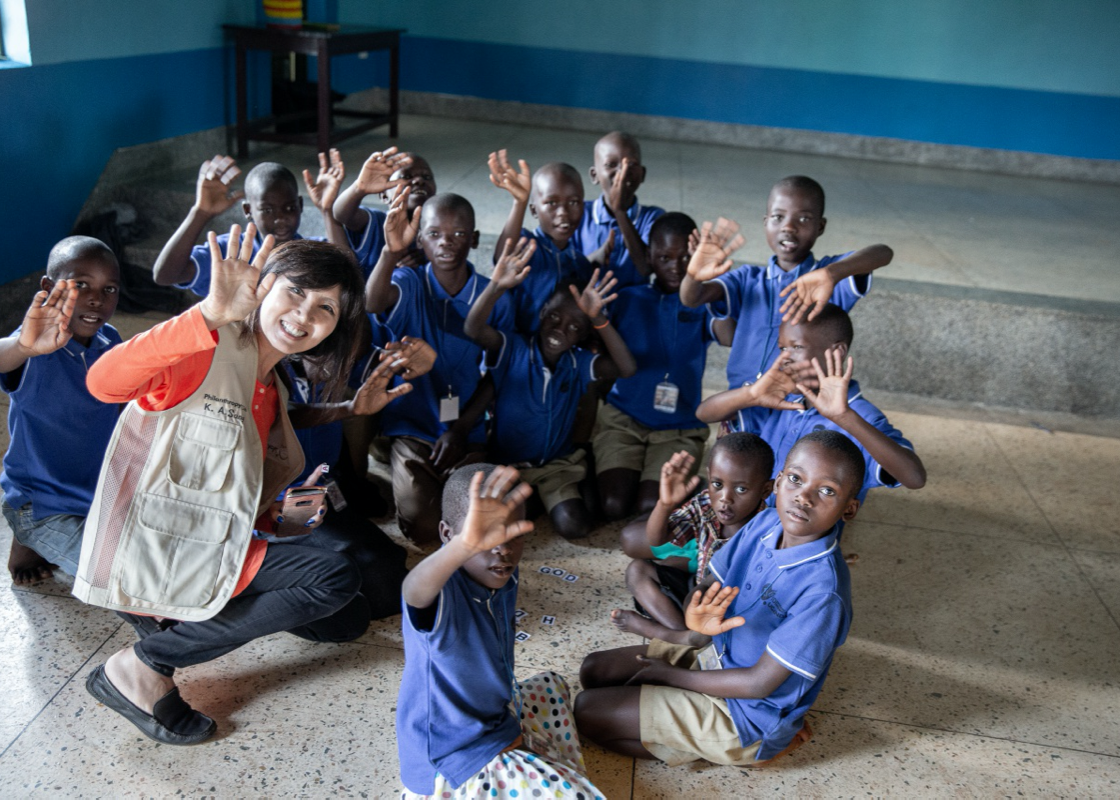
[1069,548,1120,627]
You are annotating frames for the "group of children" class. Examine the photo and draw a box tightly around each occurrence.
[1,129,927,797]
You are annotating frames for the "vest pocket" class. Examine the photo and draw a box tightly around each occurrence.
[119,493,236,607]
[168,412,242,492]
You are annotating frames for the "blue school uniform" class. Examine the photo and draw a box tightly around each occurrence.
[345,206,388,281]
[509,227,592,334]
[180,231,321,297]
[486,333,598,466]
[571,196,663,289]
[711,253,870,389]
[379,263,514,444]
[0,325,122,518]
[735,380,910,503]
[708,508,851,760]
[606,285,713,430]
[398,568,521,793]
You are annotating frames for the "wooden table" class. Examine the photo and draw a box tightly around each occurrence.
[223,24,404,157]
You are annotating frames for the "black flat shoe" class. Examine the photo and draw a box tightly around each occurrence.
[86,664,216,745]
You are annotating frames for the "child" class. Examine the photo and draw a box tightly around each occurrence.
[465,246,637,540]
[574,430,864,768]
[571,131,664,288]
[487,151,592,333]
[332,147,436,277]
[680,176,893,390]
[365,190,515,545]
[78,229,374,745]
[397,464,604,798]
[697,304,926,503]
[593,212,717,519]
[612,434,774,644]
[1,237,122,585]
[152,151,347,294]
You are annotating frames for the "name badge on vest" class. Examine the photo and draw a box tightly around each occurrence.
[653,380,679,414]
[696,642,724,671]
[440,393,460,423]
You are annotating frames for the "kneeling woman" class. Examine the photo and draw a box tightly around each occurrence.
[76,226,389,745]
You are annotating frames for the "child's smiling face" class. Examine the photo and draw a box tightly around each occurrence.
[537,292,589,361]
[589,135,645,197]
[386,155,436,212]
[764,186,826,270]
[530,169,584,246]
[243,180,303,243]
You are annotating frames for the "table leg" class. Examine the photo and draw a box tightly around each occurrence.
[317,39,332,154]
[389,40,400,137]
[235,43,248,158]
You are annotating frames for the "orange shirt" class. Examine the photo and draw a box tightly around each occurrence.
[87,306,277,594]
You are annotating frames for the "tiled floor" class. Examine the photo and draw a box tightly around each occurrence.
[2,117,1119,796]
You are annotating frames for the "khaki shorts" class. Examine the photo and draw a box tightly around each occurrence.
[593,403,711,481]
[639,639,762,766]
[518,449,587,513]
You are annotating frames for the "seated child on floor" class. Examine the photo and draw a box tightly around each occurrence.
[397,464,604,799]
[571,131,664,288]
[465,244,637,540]
[332,147,436,276]
[594,212,720,519]
[612,434,774,644]
[365,190,515,544]
[2,237,122,585]
[152,152,348,293]
[487,151,592,333]
[680,176,893,390]
[575,430,863,768]
[697,304,925,505]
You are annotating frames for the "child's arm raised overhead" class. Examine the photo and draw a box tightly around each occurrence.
[695,356,805,423]
[679,218,746,308]
[779,244,893,325]
[797,348,926,489]
[331,147,412,232]
[0,281,79,375]
[573,268,637,380]
[303,148,350,252]
[402,467,534,610]
[364,188,418,314]
[644,451,701,548]
[488,150,532,262]
[463,237,537,359]
[605,158,652,277]
[152,156,244,286]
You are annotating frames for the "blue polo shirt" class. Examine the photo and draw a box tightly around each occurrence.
[379,263,514,444]
[281,362,343,485]
[571,196,664,289]
[711,253,870,389]
[606,285,713,430]
[0,325,122,518]
[398,568,521,793]
[508,227,593,334]
[486,333,598,466]
[708,508,851,760]
[735,380,910,504]
[345,206,388,281]
[181,231,321,296]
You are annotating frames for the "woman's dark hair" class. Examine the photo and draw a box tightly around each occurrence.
[242,239,365,401]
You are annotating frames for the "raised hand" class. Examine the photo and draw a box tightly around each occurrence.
[354,147,413,196]
[17,280,78,356]
[571,267,619,321]
[658,451,701,509]
[686,218,745,283]
[779,269,837,325]
[587,229,616,267]
[303,148,345,213]
[606,157,639,212]
[750,357,806,411]
[380,336,437,380]
[194,155,244,216]
[457,467,535,554]
[349,356,414,416]
[684,582,746,637]
[491,236,537,290]
[383,186,422,253]
[797,346,853,420]
[198,223,276,329]
[487,149,531,204]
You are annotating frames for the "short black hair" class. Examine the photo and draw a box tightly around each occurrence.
[46,236,118,280]
[773,175,825,216]
[800,303,853,347]
[598,131,642,160]
[442,463,521,534]
[788,430,865,498]
[422,192,475,229]
[649,211,697,244]
[534,162,583,191]
[711,432,775,478]
[244,162,299,200]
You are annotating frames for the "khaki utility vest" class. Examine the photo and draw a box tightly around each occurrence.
[73,323,304,621]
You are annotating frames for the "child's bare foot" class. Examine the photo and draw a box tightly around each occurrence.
[8,539,55,585]
[610,609,708,646]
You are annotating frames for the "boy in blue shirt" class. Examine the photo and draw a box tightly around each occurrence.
[697,304,926,503]
[465,245,637,540]
[571,131,664,289]
[2,237,122,584]
[365,190,515,545]
[152,152,348,294]
[680,176,893,389]
[487,151,593,333]
[575,430,864,768]
[594,212,720,520]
